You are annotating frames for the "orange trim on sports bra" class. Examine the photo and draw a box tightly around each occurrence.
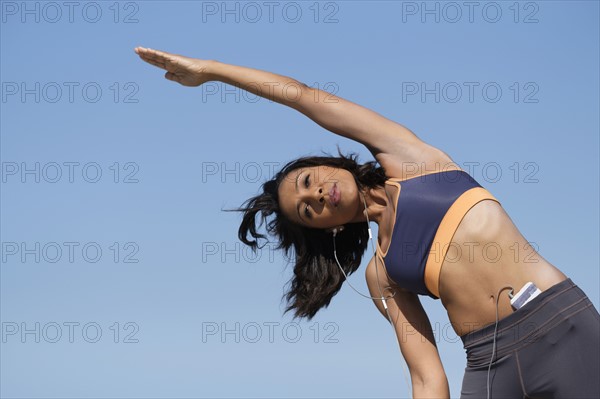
[374,167,500,299]
[424,187,501,299]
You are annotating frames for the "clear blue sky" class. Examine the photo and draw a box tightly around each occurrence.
[2,1,598,398]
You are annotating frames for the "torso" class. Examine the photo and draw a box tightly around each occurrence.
[378,167,568,338]
[438,197,567,337]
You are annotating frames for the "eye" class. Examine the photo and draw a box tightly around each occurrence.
[304,205,312,219]
[302,173,312,219]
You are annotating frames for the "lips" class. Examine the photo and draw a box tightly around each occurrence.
[328,183,341,206]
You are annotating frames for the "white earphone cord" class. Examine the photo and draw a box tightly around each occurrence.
[331,192,412,397]
[487,286,514,399]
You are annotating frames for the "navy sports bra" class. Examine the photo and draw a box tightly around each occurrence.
[375,169,501,299]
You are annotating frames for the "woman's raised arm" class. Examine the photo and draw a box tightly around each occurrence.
[135,47,455,177]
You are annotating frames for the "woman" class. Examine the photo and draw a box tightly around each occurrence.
[134,47,600,398]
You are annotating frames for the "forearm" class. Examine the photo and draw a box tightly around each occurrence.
[207,60,316,110]
[206,60,397,147]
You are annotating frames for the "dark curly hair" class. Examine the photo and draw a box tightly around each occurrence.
[231,149,387,321]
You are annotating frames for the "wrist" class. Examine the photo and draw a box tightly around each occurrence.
[205,59,223,82]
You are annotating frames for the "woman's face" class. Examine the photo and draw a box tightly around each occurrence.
[277,165,363,230]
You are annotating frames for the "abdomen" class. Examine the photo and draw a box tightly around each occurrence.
[438,199,567,337]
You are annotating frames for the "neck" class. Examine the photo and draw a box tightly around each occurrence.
[352,185,389,225]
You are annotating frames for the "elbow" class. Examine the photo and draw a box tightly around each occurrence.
[411,372,450,399]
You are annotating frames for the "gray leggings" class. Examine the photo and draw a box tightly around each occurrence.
[460,277,600,398]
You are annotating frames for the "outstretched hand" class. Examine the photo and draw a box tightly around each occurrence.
[134,47,214,87]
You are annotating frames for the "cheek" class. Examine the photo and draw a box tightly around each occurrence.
[341,183,359,208]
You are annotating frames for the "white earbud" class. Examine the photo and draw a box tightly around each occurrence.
[332,226,345,236]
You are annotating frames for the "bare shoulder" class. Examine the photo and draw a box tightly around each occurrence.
[348,114,456,178]
[375,140,462,181]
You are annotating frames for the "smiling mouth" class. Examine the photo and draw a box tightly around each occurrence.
[328,183,340,206]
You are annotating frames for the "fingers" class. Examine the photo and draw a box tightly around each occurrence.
[136,47,174,61]
[137,50,166,67]
[134,47,173,69]
[139,55,165,69]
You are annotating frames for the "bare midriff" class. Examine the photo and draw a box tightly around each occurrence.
[437,199,568,337]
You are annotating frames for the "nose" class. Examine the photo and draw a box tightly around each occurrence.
[301,186,326,209]
[317,187,325,203]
